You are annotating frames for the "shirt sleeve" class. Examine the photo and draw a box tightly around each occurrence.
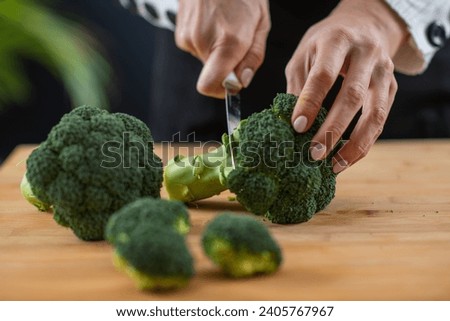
[119,0,178,31]
[384,0,450,75]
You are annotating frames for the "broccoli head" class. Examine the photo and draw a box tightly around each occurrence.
[201,212,282,278]
[164,93,340,224]
[24,105,163,240]
[112,224,194,291]
[105,197,190,245]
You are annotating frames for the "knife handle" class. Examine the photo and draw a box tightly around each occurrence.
[222,72,242,92]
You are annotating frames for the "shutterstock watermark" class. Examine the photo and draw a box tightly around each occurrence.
[100,132,159,169]
[100,131,346,169]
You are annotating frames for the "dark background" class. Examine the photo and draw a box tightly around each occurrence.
[1,0,449,163]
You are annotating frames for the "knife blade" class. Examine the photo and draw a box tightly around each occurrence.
[222,71,242,169]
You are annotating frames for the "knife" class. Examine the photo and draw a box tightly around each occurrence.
[222,72,242,169]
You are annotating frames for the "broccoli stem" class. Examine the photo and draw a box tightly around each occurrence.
[163,144,231,203]
[20,172,52,212]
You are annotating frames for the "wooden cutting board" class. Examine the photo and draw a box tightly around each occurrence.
[0,140,449,300]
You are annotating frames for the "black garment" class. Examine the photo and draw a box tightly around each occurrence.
[1,0,449,163]
[145,0,450,142]
[147,0,340,142]
[382,47,450,138]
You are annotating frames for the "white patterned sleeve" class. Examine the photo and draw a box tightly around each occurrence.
[384,0,450,75]
[119,0,178,31]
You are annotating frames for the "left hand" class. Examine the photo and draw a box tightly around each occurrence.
[175,0,271,98]
[286,0,409,173]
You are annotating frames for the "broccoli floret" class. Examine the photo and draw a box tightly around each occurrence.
[201,212,282,278]
[24,105,163,241]
[105,197,190,245]
[164,93,340,224]
[112,224,194,291]
[20,172,52,212]
[226,168,278,215]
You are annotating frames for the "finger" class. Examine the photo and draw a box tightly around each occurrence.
[175,36,203,62]
[290,45,348,134]
[175,26,213,64]
[174,2,196,55]
[332,60,396,173]
[347,73,397,165]
[310,49,375,161]
[174,2,213,63]
[197,41,247,98]
[234,16,271,88]
[285,49,313,95]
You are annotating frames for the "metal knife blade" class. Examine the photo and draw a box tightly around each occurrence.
[222,72,242,168]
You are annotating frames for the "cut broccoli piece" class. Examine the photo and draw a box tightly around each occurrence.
[24,105,163,240]
[201,212,282,278]
[105,197,190,245]
[164,93,340,224]
[112,224,194,291]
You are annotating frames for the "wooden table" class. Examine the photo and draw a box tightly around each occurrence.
[1,140,449,300]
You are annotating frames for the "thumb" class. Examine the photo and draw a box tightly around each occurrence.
[197,45,245,99]
[197,14,270,97]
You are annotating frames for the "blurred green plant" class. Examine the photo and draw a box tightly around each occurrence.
[0,0,111,110]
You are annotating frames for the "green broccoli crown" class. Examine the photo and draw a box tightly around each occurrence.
[113,224,194,291]
[163,93,339,224]
[201,212,282,278]
[227,93,337,223]
[105,197,190,244]
[25,105,163,241]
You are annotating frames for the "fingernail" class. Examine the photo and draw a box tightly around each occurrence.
[333,159,348,174]
[310,143,326,160]
[240,68,254,88]
[293,116,308,133]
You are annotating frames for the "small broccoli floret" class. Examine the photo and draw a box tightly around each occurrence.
[24,105,163,241]
[112,224,194,291]
[20,172,52,212]
[164,93,340,224]
[271,91,299,122]
[105,197,190,245]
[201,212,282,278]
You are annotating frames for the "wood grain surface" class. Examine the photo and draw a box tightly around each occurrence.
[0,140,449,301]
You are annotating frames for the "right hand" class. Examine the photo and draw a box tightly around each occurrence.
[175,0,271,98]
